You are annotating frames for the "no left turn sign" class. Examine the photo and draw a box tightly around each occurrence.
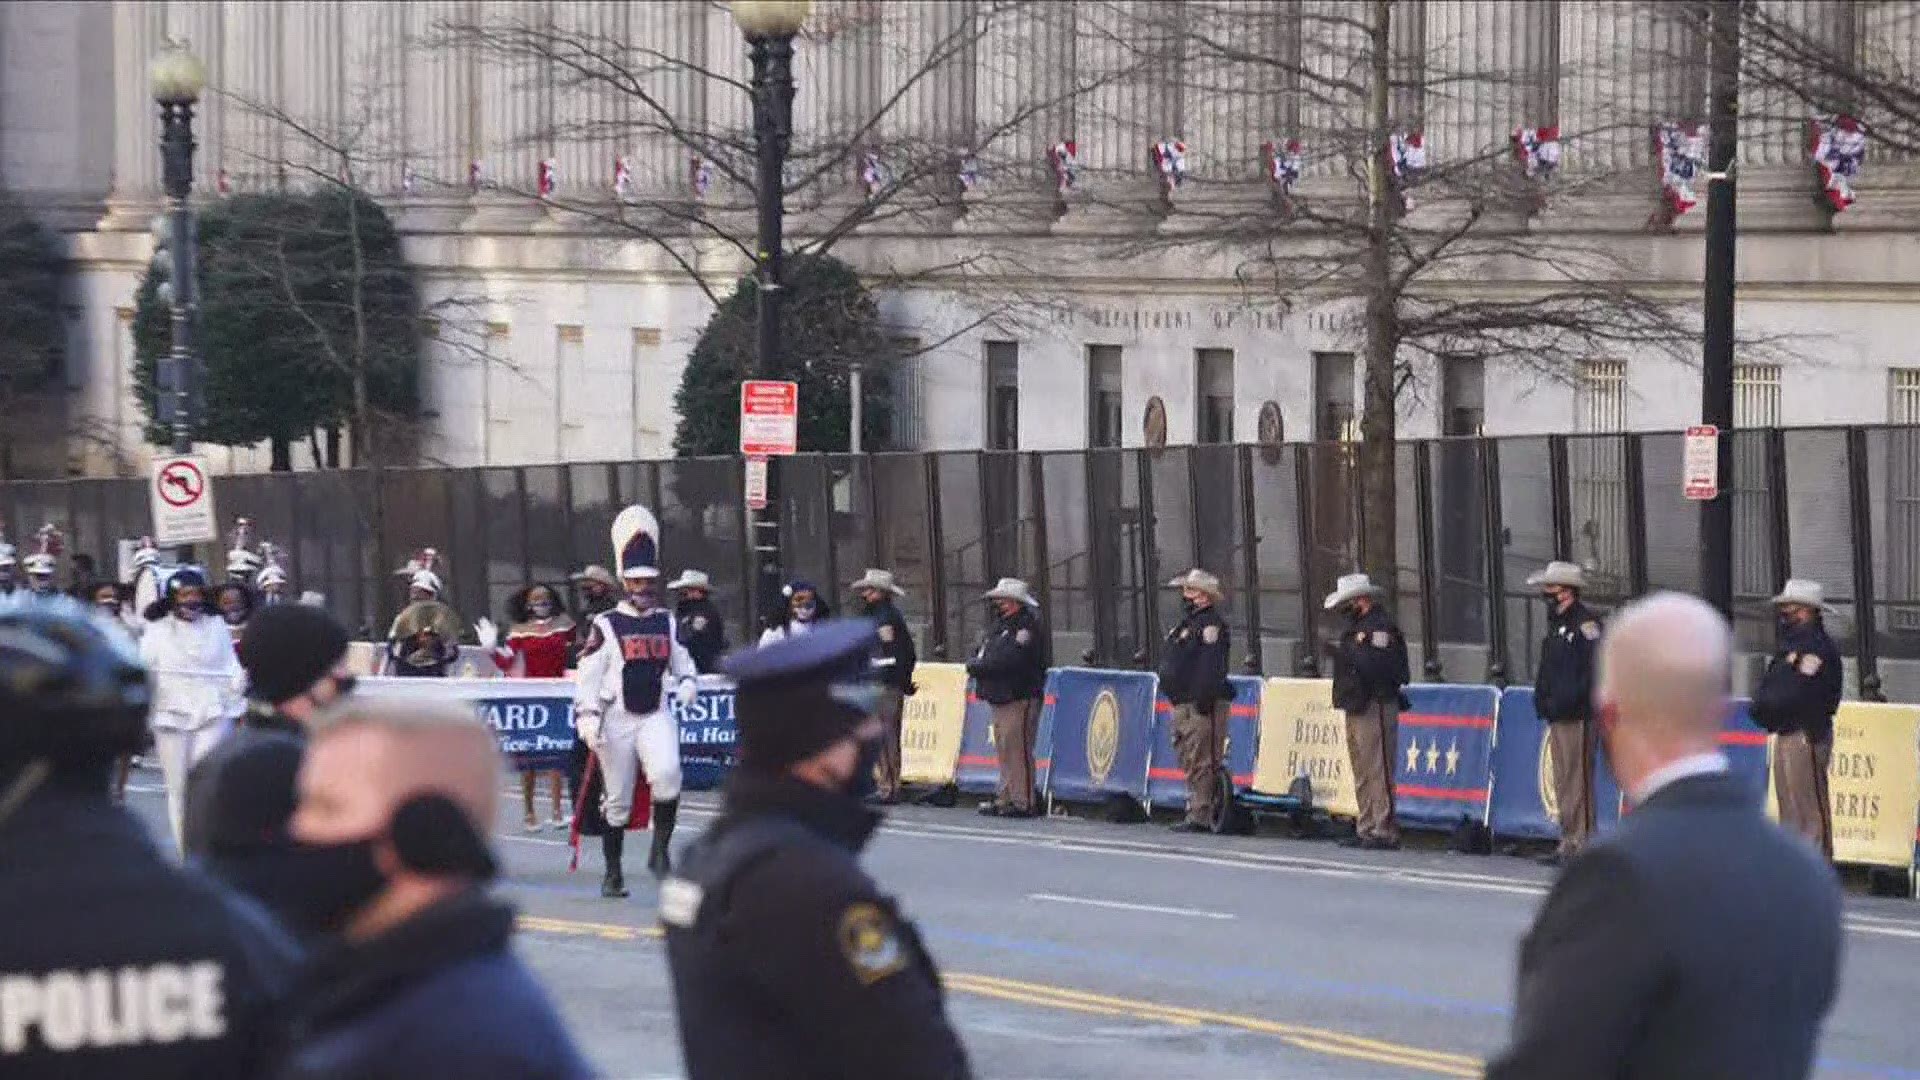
[149,455,219,546]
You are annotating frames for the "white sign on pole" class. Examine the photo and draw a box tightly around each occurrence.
[740,380,800,456]
[1682,424,1720,501]
[149,454,219,545]
[744,455,770,511]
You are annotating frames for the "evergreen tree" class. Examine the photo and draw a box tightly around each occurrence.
[0,199,67,481]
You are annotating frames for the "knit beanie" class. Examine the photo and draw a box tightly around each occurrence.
[238,604,351,704]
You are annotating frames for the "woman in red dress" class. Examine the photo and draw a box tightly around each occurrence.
[479,583,575,831]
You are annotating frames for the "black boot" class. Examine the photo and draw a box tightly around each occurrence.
[600,829,628,898]
[647,799,679,879]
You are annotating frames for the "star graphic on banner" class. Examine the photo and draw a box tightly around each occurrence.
[1445,738,1461,776]
[1424,738,1441,774]
[1404,738,1421,774]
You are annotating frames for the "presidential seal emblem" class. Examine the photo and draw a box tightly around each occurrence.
[1087,687,1122,785]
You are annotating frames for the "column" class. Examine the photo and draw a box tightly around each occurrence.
[628,1,702,199]
[1300,0,1369,181]
[1187,0,1297,182]
[341,1,410,195]
[972,1,1073,198]
[1744,0,1855,167]
[221,2,280,192]
[470,0,547,224]
[1558,1,1636,173]
[882,0,974,211]
[112,0,169,205]
[402,0,474,221]
[700,3,752,206]
[282,2,346,188]
[163,0,227,195]
[792,0,883,206]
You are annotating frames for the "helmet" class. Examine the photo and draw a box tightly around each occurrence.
[0,595,151,766]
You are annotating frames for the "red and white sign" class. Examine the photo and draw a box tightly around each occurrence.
[1683,424,1720,501]
[740,380,800,456]
[744,455,770,511]
[149,455,220,546]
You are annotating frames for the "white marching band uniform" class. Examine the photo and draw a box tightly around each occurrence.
[572,600,697,823]
[138,608,244,846]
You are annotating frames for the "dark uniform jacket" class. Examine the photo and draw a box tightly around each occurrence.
[1328,605,1411,713]
[1751,619,1844,743]
[273,892,591,1080]
[676,597,729,675]
[0,781,299,1079]
[663,772,971,1080]
[1159,603,1231,711]
[1487,772,1841,1080]
[966,605,1049,705]
[1534,601,1603,723]
[868,599,918,693]
[183,703,305,857]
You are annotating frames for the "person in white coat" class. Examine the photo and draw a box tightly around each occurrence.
[138,565,245,849]
[757,580,830,645]
[573,556,699,896]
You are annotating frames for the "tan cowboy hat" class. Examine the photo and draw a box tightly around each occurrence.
[1771,579,1835,613]
[1525,561,1586,590]
[983,577,1037,606]
[667,569,713,591]
[570,565,617,588]
[850,568,906,597]
[1322,572,1384,610]
[1166,568,1223,599]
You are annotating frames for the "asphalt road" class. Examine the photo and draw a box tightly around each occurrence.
[123,774,1920,1080]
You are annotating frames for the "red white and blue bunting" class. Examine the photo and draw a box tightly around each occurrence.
[1810,114,1866,213]
[689,155,713,197]
[1654,121,1706,219]
[538,159,557,198]
[859,150,893,199]
[613,156,632,200]
[1048,140,1079,193]
[1150,138,1188,192]
[468,160,485,194]
[1263,139,1303,193]
[1511,125,1561,180]
[957,152,981,192]
[402,164,418,195]
[1389,131,1427,210]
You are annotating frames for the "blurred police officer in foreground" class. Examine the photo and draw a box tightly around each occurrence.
[662,619,972,1080]
[1323,573,1410,850]
[273,699,591,1079]
[0,594,299,1078]
[1752,579,1843,860]
[1527,561,1603,866]
[1158,569,1233,833]
[966,578,1050,818]
[850,568,917,804]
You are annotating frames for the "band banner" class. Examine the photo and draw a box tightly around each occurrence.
[667,675,738,791]
[357,675,575,771]
[1145,676,1262,813]
[1250,678,1356,818]
[1764,702,1920,869]
[901,663,969,786]
[956,674,1059,797]
[1395,684,1498,828]
[1041,668,1157,805]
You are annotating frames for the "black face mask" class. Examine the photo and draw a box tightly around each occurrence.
[274,836,388,937]
[1182,598,1201,615]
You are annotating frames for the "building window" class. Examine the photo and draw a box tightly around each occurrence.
[1088,344,1123,449]
[985,340,1019,450]
[882,336,922,450]
[1734,364,1782,427]
[1442,358,1485,437]
[1731,363,1782,601]
[1572,360,1628,592]
[1575,360,1626,433]
[1891,369,1920,424]
[1890,370,1920,632]
[1197,348,1234,444]
[1312,351,1355,441]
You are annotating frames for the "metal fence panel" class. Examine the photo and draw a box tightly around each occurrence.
[1500,437,1555,682]
[1248,443,1305,642]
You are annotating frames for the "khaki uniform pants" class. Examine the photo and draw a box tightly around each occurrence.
[1774,731,1833,859]
[1344,701,1401,842]
[873,686,906,799]
[992,699,1039,812]
[1174,702,1228,825]
[1547,718,1598,855]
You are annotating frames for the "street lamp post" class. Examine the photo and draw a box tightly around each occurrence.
[733,1,809,631]
[150,44,207,562]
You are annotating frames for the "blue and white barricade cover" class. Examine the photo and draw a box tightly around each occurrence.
[1489,687,1625,841]
[1393,683,1498,829]
[357,676,576,771]
[1719,698,1771,808]
[667,675,738,791]
[1041,667,1156,806]
[1145,675,1262,813]
[956,689,1001,796]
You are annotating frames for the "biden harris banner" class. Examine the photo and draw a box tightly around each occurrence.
[1042,668,1158,806]
[1764,701,1920,869]
[901,663,970,786]
[1394,684,1497,828]
[1250,678,1353,816]
[957,676,1059,797]
[1146,676,1262,813]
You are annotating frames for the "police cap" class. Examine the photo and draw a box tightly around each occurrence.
[720,618,882,772]
[0,594,151,766]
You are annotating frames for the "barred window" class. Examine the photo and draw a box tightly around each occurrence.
[1893,369,1920,424]
[1196,348,1234,444]
[1890,370,1920,628]
[1088,345,1124,449]
[1574,360,1626,433]
[1731,364,1782,602]
[1734,364,1782,427]
[1571,361,1628,593]
[986,340,1019,451]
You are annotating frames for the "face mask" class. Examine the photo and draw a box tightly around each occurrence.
[222,608,248,626]
[173,603,202,622]
[529,600,555,619]
[793,600,817,622]
[1182,597,1200,615]
[275,836,388,937]
[627,587,656,610]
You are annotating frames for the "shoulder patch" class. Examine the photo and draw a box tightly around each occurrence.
[1798,653,1823,677]
[1015,627,1032,646]
[837,901,908,986]
[657,877,704,928]
[1354,631,1366,645]
[878,623,895,644]
[1371,630,1391,649]
[1580,621,1600,641]
[691,615,708,631]
[1201,624,1220,645]
[1177,628,1190,641]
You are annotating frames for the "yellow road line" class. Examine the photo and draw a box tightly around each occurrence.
[515,915,1482,1077]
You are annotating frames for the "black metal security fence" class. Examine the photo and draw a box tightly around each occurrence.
[6,425,1920,700]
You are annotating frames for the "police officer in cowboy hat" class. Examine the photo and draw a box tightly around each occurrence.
[661,619,972,1079]
[1528,560,1605,866]
[1323,572,1410,850]
[849,569,917,804]
[967,577,1050,818]
[1159,568,1233,832]
[667,569,729,674]
[1751,578,1843,859]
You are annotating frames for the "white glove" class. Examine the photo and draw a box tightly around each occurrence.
[474,617,500,650]
[674,678,698,709]
[575,708,604,753]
